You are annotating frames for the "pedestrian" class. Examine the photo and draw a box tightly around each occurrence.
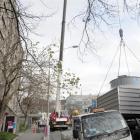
[13,121,16,134]
[32,122,37,133]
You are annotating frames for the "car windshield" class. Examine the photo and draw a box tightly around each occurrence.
[82,111,128,138]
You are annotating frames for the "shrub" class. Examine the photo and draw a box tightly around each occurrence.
[19,123,27,132]
[0,132,16,140]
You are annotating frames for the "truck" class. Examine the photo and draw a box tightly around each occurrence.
[97,75,140,140]
[49,110,70,131]
[72,109,132,140]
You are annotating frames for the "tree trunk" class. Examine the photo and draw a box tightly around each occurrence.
[0,100,10,132]
[0,106,6,132]
[23,114,27,126]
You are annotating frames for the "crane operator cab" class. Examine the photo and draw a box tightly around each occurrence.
[72,109,132,140]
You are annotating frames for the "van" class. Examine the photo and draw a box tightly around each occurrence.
[72,110,132,140]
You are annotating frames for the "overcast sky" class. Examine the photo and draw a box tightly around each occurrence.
[21,0,140,96]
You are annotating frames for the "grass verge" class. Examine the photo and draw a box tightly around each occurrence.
[0,132,16,140]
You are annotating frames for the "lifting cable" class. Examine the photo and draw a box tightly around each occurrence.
[98,0,123,97]
[118,27,140,76]
[118,28,123,76]
[118,29,122,76]
[118,28,130,76]
[97,0,135,97]
[97,44,120,97]
[125,44,140,63]
[117,0,130,76]
[97,28,130,97]
[123,42,130,75]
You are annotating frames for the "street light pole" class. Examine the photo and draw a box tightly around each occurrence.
[56,0,67,114]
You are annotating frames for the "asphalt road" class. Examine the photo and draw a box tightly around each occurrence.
[17,128,72,140]
[50,129,72,140]
[17,131,43,140]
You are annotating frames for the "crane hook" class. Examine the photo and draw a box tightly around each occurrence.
[119,28,123,40]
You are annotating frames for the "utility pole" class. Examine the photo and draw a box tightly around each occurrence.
[56,0,67,114]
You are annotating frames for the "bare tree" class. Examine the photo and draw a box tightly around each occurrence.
[16,45,80,126]
[0,0,50,130]
[70,0,140,56]
[0,0,24,131]
[17,70,46,125]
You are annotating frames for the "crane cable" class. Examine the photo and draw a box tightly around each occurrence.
[118,28,123,77]
[97,0,131,97]
[97,44,120,97]
[123,42,130,75]
[97,29,130,97]
[116,0,122,28]
[98,0,140,97]
[97,0,123,96]
[125,44,140,63]
[117,0,130,76]
[118,28,130,76]
[117,0,123,77]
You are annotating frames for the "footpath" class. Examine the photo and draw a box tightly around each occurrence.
[15,128,44,140]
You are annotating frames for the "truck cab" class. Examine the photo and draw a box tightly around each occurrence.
[72,110,132,140]
[49,110,70,131]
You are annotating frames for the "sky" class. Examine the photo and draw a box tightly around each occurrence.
[21,0,140,96]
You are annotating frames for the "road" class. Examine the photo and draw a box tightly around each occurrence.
[17,130,44,140]
[49,129,72,140]
[17,128,72,140]
[17,133,43,140]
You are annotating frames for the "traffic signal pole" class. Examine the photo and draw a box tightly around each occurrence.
[56,0,67,114]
